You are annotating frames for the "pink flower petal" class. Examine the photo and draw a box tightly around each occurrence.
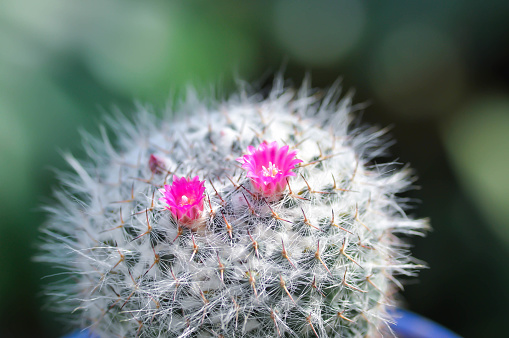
[237,141,302,198]
[159,176,206,228]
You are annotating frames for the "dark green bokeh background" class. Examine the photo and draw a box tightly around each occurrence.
[1,1,509,337]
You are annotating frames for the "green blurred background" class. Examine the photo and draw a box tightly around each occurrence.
[1,0,509,337]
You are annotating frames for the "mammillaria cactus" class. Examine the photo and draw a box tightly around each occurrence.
[39,79,428,337]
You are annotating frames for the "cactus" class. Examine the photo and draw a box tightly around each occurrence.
[38,79,428,337]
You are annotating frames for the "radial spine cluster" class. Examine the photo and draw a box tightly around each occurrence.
[39,79,428,337]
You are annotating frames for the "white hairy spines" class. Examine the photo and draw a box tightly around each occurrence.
[39,80,428,337]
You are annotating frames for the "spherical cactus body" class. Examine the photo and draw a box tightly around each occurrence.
[39,80,428,337]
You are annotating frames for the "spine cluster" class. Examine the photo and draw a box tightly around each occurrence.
[39,80,428,337]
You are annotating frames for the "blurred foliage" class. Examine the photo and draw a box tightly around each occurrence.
[1,0,509,337]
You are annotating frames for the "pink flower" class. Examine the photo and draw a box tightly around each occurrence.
[237,141,303,198]
[149,154,165,174]
[159,176,206,228]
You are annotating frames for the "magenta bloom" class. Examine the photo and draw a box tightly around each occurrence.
[159,176,206,228]
[237,141,303,198]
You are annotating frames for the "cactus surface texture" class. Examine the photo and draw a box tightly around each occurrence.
[39,80,428,337]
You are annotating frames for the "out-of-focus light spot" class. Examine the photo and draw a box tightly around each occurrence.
[370,24,466,119]
[80,2,175,100]
[272,0,365,66]
[442,96,509,244]
[81,2,259,102]
[0,0,77,51]
[0,29,45,68]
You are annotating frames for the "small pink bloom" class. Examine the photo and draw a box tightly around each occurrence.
[237,141,303,198]
[149,154,165,174]
[159,176,206,229]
